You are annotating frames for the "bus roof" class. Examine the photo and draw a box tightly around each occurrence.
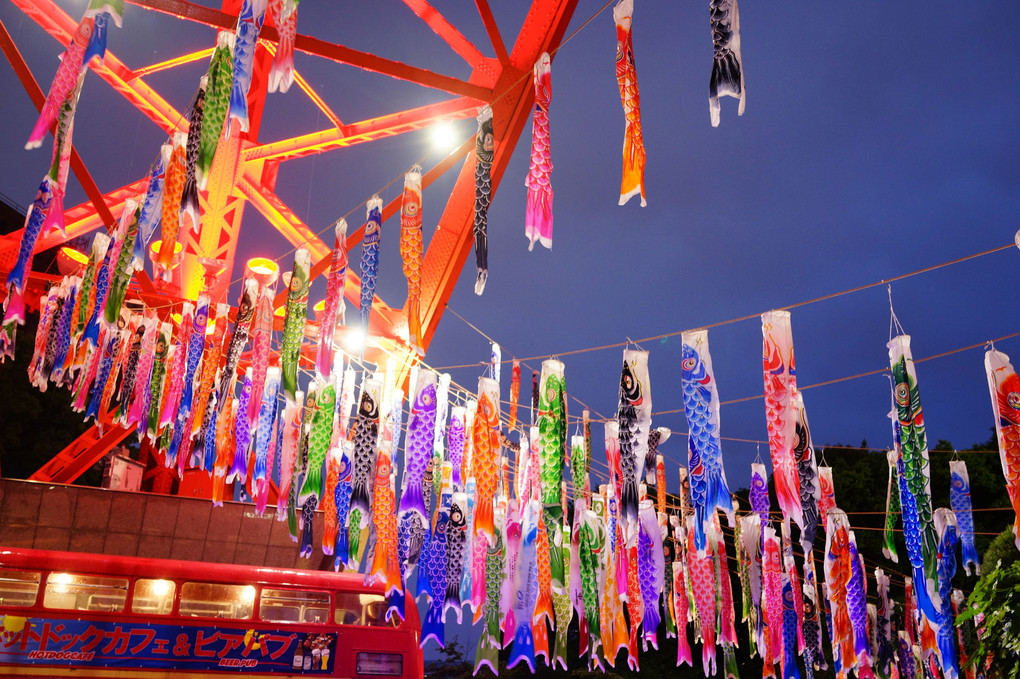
[0,547,384,593]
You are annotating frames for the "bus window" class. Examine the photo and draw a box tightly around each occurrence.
[180,582,255,619]
[132,578,176,615]
[0,569,40,607]
[259,589,330,624]
[334,592,398,627]
[43,573,128,612]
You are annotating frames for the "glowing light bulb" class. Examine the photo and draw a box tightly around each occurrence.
[430,121,457,151]
[343,327,367,353]
[51,572,72,591]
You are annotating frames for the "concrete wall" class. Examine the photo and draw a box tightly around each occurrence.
[0,479,330,570]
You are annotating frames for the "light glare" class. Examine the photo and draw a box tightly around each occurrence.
[430,121,457,150]
[343,327,367,353]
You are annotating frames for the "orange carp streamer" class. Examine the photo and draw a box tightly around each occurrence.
[400,165,424,345]
[157,133,187,279]
[614,0,647,207]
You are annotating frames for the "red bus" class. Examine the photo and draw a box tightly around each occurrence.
[0,547,422,678]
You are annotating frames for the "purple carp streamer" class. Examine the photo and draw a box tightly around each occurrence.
[399,369,438,521]
[525,53,553,251]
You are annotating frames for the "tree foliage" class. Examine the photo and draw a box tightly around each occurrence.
[980,527,1020,574]
[959,555,1020,678]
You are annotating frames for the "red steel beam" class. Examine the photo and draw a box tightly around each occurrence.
[128,47,215,81]
[234,171,330,262]
[262,43,344,130]
[475,0,511,68]
[402,0,487,69]
[122,0,494,101]
[243,96,480,164]
[29,422,135,484]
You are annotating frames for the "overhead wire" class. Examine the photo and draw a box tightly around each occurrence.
[436,242,1015,370]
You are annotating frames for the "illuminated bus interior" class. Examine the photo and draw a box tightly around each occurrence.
[0,570,39,608]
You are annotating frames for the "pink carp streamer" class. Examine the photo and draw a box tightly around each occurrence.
[26,16,93,149]
[317,219,349,379]
[818,465,836,531]
[44,69,86,239]
[247,271,277,433]
[613,0,647,207]
[762,309,802,536]
[686,516,718,676]
[266,0,297,93]
[525,52,553,251]
[985,347,1020,549]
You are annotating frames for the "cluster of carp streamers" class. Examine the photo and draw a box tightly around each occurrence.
[1,0,749,347]
[0,0,301,356]
[7,0,1020,677]
[15,254,1020,679]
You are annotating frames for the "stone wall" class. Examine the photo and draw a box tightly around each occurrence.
[0,479,330,570]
